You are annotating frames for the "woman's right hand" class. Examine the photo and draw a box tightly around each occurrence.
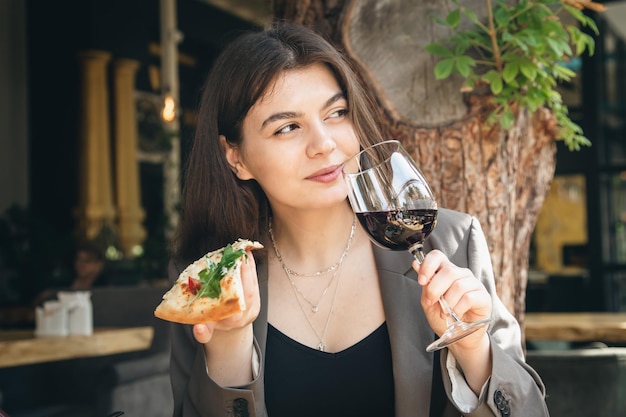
[192,250,261,385]
[192,249,261,344]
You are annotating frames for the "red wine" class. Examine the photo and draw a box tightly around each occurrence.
[356,209,438,251]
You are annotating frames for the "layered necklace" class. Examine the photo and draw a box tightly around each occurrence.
[268,214,357,351]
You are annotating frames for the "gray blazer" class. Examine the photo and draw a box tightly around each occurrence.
[169,208,549,417]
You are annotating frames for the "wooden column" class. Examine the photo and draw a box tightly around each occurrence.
[112,59,146,257]
[160,0,181,238]
[75,50,116,243]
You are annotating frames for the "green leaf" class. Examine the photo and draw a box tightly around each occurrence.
[563,4,585,24]
[582,35,596,56]
[561,41,573,57]
[220,244,246,268]
[545,37,564,57]
[506,78,520,89]
[573,32,593,56]
[433,16,447,26]
[552,64,576,80]
[446,8,461,28]
[455,56,476,77]
[434,58,456,79]
[510,36,530,53]
[519,60,537,81]
[198,265,222,299]
[519,31,540,48]
[489,74,503,94]
[583,15,600,36]
[500,109,515,130]
[482,69,499,84]
[454,41,470,56]
[502,62,519,83]
[192,244,246,301]
[547,89,563,106]
[494,7,510,27]
[464,8,479,24]
[425,43,454,57]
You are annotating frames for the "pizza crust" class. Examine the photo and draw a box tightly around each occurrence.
[154,239,263,324]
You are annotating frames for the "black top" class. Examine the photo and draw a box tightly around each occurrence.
[264,322,395,417]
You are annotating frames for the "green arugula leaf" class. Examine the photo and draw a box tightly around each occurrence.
[187,244,246,305]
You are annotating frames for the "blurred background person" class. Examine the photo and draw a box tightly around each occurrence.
[70,240,107,290]
[33,240,108,305]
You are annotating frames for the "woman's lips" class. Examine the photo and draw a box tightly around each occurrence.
[306,165,342,183]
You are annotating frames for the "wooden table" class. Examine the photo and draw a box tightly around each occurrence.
[0,326,154,368]
[525,312,626,342]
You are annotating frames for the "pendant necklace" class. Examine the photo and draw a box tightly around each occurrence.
[269,214,356,351]
[268,214,356,313]
[290,259,345,351]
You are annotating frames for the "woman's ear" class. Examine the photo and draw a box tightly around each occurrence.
[220,135,254,180]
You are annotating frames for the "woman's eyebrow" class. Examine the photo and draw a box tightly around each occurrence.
[324,92,346,109]
[260,92,346,128]
[261,111,301,128]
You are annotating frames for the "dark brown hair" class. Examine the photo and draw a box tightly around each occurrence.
[75,240,105,262]
[172,22,384,263]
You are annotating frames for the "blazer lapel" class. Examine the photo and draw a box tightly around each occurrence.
[373,245,435,417]
[255,260,269,357]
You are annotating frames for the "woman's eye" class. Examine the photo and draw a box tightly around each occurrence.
[275,123,299,135]
[328,108,349,119]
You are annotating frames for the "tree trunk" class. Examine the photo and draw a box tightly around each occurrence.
[273,0,558,333]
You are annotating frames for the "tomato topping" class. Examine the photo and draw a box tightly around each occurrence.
[187,276,202,295]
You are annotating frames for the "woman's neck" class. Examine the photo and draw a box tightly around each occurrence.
[72,275,97,290]
[269,205,357,274]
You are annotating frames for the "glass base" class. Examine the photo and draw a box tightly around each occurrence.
[426,317,492,352]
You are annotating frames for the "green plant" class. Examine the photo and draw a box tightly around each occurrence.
[425,0,606,150]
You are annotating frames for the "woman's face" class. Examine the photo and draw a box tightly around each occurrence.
[225,63,360,212]
[74,250,104,281]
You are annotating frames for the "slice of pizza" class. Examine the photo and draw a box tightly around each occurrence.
[154,238,263,324]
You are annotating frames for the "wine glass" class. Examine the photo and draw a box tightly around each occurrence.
[343,139,492,352]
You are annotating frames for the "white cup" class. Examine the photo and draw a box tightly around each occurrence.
[35,300,69,337]
[58,291,93,335]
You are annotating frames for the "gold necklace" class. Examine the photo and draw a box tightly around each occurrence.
[269,215,355,351]
[290,259,345,351]
[268,214,356,313]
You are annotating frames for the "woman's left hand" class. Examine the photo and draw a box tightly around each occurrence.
[414,249,492,350]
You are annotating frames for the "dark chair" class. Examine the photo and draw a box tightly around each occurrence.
[89,285,173,417]
[527,347,626,416]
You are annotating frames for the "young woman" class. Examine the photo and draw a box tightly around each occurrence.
[168,22,549,417]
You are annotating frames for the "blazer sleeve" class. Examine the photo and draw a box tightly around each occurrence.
[438,214,549,417]
[168,259,267,417]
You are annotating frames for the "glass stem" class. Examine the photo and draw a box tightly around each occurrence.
[409,243,425,263]
[438,296,462,325]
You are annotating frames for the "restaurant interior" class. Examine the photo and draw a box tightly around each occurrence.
[1,0,626,416]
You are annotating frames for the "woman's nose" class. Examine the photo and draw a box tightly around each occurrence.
[306,123,336,157]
